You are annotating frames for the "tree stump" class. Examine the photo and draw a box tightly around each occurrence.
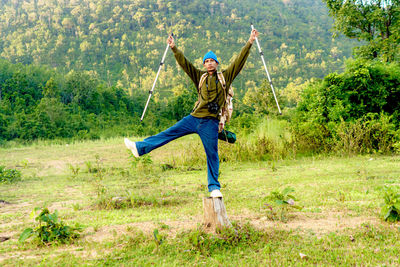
[203,197,232,231]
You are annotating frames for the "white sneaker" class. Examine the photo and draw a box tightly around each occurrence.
[124,138,139,158]
[210,189,223,198]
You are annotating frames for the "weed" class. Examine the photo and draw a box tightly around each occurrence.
[197,183,207,191]
[85,161,96,173]
[264,187,302,222]
[153,229,165,253]
[161,163,175,171]
[337,190,346,202]
[158,223,170,230]
[18,159,29,168]
[68,164,80,179]
[130,153,154,173]
[95,190,185,210]
[93,154,105,180]
[381,186,400,222]
[0,166,22,183]
[89,154,109,208]
[182,222,265,256]
[72,203,82,211]
[19,207,82,245]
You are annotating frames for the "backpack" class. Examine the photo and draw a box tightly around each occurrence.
[198,72,234,132]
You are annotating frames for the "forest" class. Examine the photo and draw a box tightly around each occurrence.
[0,0,399,154]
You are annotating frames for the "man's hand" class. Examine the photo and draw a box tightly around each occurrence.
[248,29,259,44]
[167,35,175,48]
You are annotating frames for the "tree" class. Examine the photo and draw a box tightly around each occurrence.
[323,0,400,62]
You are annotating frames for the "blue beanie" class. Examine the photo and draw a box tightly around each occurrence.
[203,51,219,64]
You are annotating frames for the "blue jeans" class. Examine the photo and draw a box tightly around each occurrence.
[135,115,220,192]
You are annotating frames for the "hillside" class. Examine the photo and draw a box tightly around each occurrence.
[0,0,356,97]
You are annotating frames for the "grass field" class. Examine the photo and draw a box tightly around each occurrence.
[1,136,400,266]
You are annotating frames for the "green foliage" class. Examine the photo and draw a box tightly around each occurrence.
[293,60,400,154]
[153,229,165,252]
[183,223,264,256]
[333,113,400,154]
[323,0,400,62]
[0,59,167,142]
[129,153,154,173]
[264,187,302,222]
[0,166,22,183]
[0,0,354,94]
[243,79,284,115]
[218,118,296,162]
[19,208,82,245]
[68,164,80,179]
[381,186,400,222]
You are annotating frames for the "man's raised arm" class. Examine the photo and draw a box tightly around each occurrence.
[223,29,259,87]
[167,35,202,87]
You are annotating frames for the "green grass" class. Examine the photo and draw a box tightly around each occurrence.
[0,136,400,266]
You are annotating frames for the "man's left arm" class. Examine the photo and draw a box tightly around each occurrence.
[223,29,258,86]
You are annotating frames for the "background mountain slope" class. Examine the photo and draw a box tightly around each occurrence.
[0,0,356,98]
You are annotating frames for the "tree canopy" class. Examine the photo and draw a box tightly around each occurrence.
[323,0,400,62]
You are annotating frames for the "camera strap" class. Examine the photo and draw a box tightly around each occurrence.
[205,74,220,105]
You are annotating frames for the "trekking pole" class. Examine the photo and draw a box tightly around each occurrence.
[140,33,173,121]
[251,24,282,115]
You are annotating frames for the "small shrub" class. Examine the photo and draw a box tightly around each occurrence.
[153,229,165,253]
[182,222,265,256]
[19,207,82,244]
[0,166,22,183]
[381,187,400,222]
[94,190,185,210]
[129,153,154,173]
[68,164,80,179]
[264,187,302,222]
[333,114,399,154]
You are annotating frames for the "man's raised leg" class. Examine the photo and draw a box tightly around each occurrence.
[126,115,196,156]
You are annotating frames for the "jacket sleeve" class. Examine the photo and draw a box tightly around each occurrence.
[222,41,252,87]
[172,46,202,87]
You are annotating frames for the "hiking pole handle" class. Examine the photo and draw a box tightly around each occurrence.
[140,33,174,121]
[250,24,282,115]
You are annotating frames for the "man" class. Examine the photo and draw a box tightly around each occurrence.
[125,28,259,198]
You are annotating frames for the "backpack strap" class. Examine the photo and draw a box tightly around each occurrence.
[216,72,226,90]
[198,73,208,93]
[216,72,227,103]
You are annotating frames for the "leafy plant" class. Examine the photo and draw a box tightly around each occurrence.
[19,208,82,244]
[264,187,302,222]
[153,229,165,253]
[0,166,22,183]
[381,187,400,222]
[183,223,265,256]
[68,164,80,179]
[129,153,154,173]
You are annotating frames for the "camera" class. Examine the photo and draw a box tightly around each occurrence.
[207,102,219,114]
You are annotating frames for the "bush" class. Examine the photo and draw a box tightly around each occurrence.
[381,187,400,222]
[0,166,22,183]
[19,208,82,245]
[264,187,302,222]
[292,60,400,154]
[332,113,400,154]
[182,222,265,256]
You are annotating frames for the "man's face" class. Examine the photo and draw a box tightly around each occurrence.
[203,58,218,73]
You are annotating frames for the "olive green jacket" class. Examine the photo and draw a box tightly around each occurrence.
[171,41,252,118]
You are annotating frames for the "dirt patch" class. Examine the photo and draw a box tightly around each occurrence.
[83,211,381,243]
[231,211,380,235]
[84,216,202,243]
[0,201,31,215]
[38,160,68,176]
[0,200,11,206]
